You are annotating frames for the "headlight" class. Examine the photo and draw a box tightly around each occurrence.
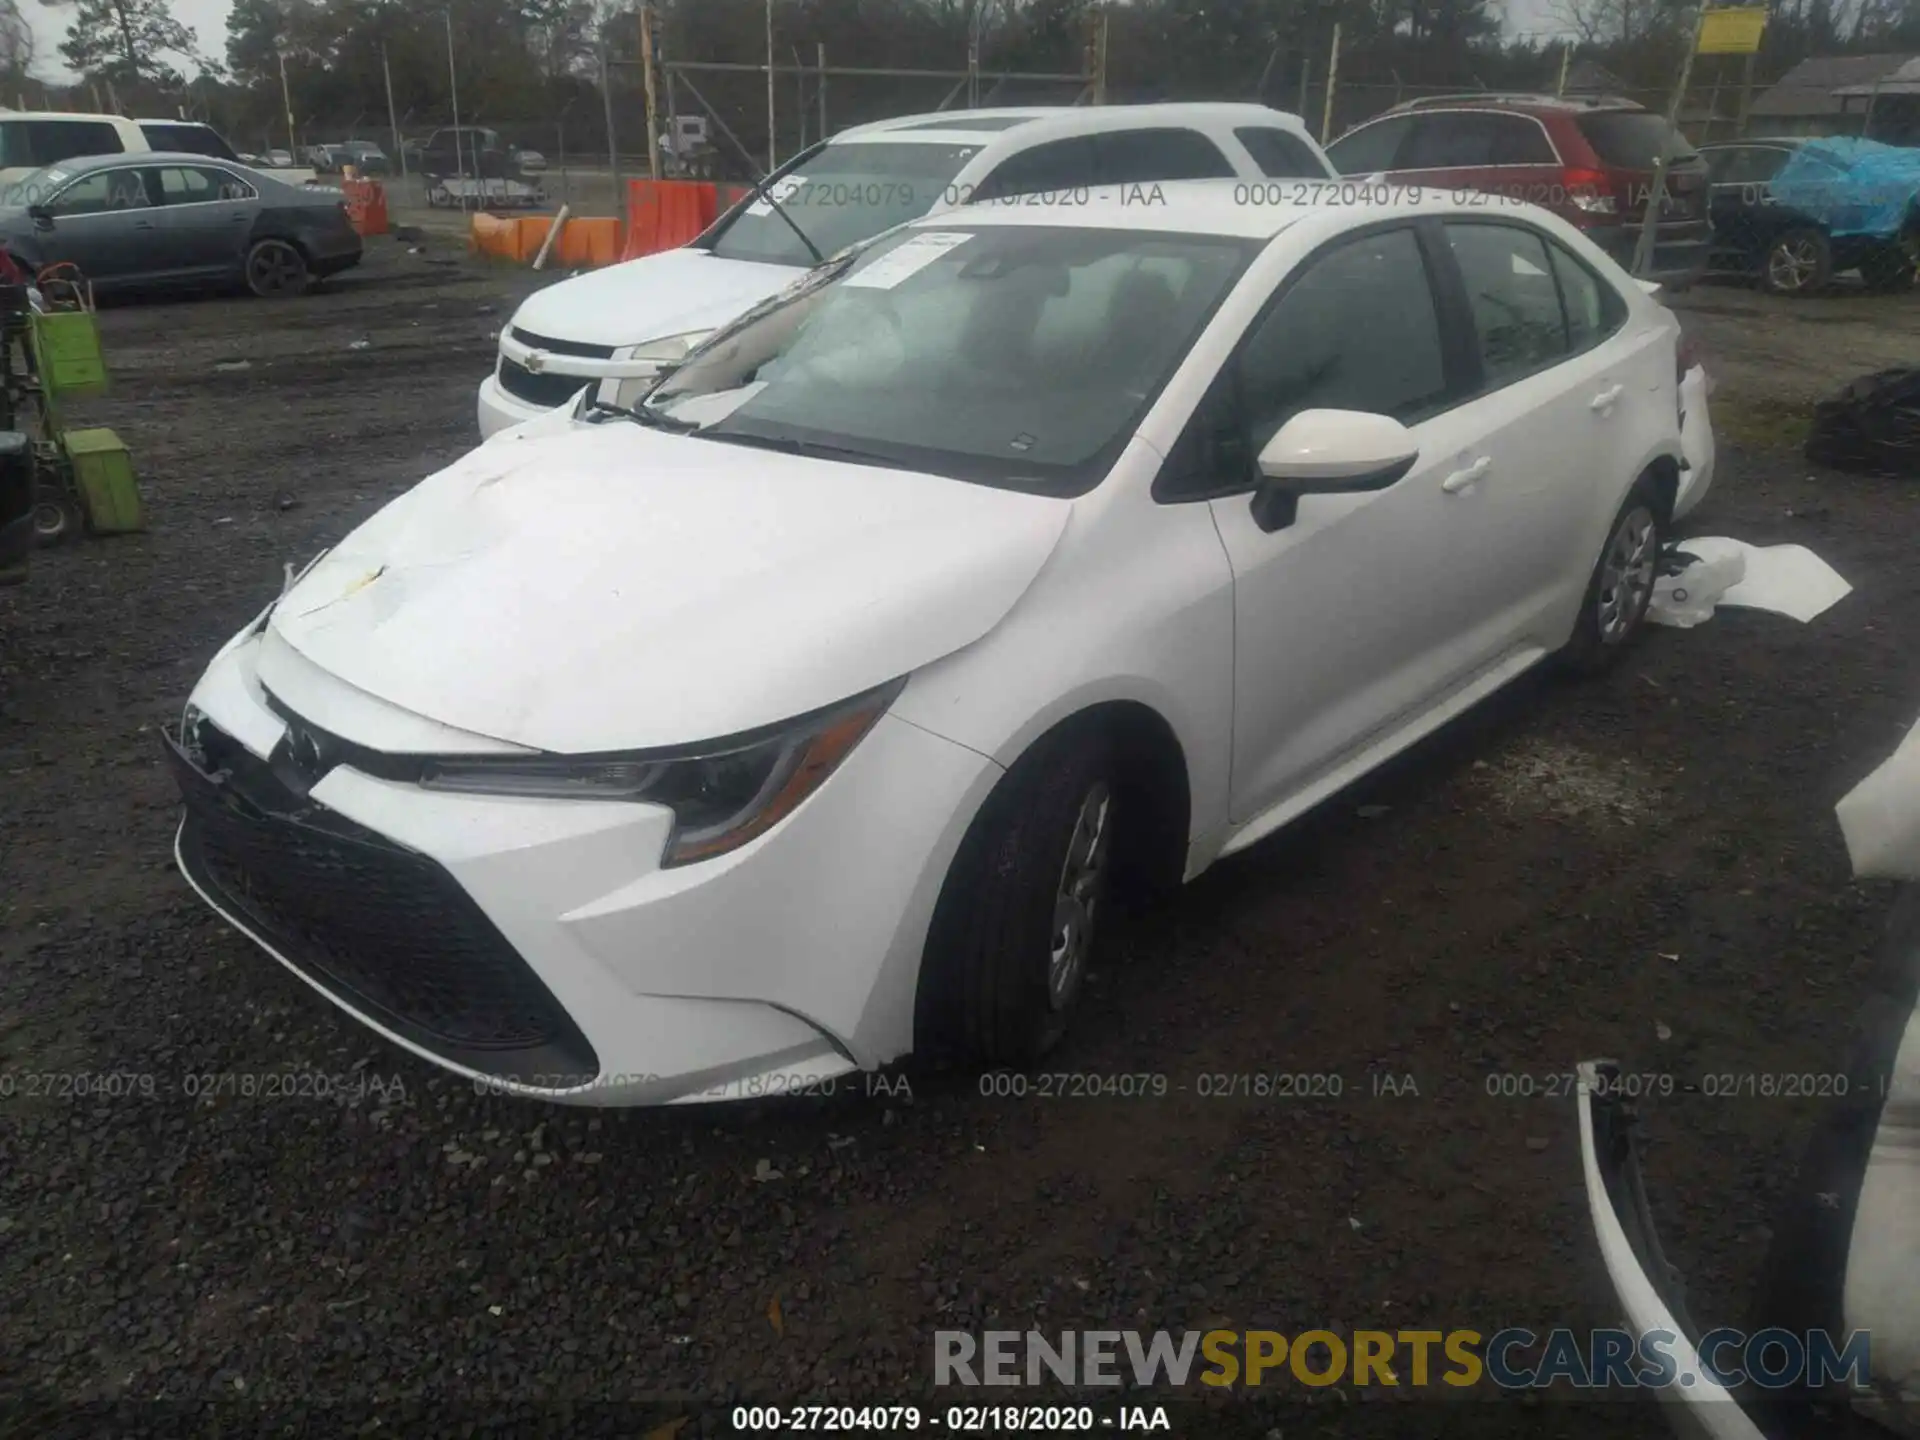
[608,331,709,409]
[416,678,902,866]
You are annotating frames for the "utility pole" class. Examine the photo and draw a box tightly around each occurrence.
[817,42,827,138]
[600,35,620,205]
[641,4,660,180]
[444,8,464,178]
[765,0,777,170]
[277,49,295,153]
[1320,22,1340,143]
[382,43,404,179]
[1556,39,1571,96]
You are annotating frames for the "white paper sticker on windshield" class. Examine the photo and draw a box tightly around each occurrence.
[841,231,972,290]
[746,175,805,216]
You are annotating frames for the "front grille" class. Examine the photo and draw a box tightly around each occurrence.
[166,720,597,1085]
[496,356,593,409]
[509,326,616,360]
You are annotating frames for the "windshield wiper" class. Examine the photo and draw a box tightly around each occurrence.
[695,430,895,468]
[585,396,696,432]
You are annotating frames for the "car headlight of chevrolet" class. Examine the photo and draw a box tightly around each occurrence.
[607,331,710,409]
[416,677,902,866]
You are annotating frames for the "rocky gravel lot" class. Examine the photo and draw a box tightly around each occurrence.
[1,240,1916,1438]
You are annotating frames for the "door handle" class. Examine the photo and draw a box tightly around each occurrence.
[1590,383,1625,412]
[1441,456,1491,494]
[132,218,155,230]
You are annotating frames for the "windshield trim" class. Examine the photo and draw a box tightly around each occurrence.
[649,226,1267,499]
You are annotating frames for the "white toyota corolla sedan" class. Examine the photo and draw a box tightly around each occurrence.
[167,182,1716,1106]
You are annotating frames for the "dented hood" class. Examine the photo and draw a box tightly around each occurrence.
[265,424,1070,753]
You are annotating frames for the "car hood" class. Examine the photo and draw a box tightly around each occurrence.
[508,247,803,351]
[264,424,1072,753]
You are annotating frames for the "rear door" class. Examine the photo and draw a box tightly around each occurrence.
[151,163,256,278]
[1435,218,1665,637]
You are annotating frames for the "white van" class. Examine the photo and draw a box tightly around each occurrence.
[477,102,1337,437]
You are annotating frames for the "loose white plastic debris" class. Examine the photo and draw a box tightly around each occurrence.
[1658,537,1853,626]
[1836,714,1920,881]
[1649,548,1746,628]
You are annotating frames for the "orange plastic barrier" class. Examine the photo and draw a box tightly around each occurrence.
[620,179,731,262]
[341,178,388,237]
[468,212,519,260]
[556,217,620,268]
[468,212,626,269]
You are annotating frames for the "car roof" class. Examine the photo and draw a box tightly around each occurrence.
[1380,93,1648,117]
[894,176,1501,240]
[835,102,1319,148]
[0,110,133,124]
[135,117,216,127]
[30,150,275,175]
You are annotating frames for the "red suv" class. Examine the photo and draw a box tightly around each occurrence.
[1325,94,1711,290]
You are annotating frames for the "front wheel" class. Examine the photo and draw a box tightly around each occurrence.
[31,493,79,547]
[1762,226,1831,295]
[1557,476,1666,677]
[916,729,1119,1067]
[245,239,310,299]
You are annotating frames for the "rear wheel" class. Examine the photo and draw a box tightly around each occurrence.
[245,239,309,299]
[1761,227,1831,296]
[916,727,1119,1068]
[31,493,79,547]
[1557,475,1666,677]
[1860,242,1917,293]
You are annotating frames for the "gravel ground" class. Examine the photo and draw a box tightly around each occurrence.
[1,240,1916,1438]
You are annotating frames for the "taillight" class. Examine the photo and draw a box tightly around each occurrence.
[1563,167,1616,217]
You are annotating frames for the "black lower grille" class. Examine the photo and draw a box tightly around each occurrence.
[497,356,593,409]
[165,723,597,1085]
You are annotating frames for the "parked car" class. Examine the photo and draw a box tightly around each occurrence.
[0,112,318,190]
[337,139,389,175]
[1698,136,1919,294]
[513,147,547,172]
[0,151,361,298]
[262,149,295,168]
[1326,93,1712,291]
[420,125,520,182]
[477,101,1340,436]
[171,183,1713,1106]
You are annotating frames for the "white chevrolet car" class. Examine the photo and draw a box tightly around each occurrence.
[171,183,1716,1106]
[475,102,1340,437]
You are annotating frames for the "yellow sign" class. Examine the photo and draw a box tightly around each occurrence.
[1698,6,1767,54]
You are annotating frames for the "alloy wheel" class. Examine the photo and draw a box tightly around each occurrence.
[1767,237,1822,292]
[1048,781,1113,1013]
[249,242,306,298]
[1596,505,1658,644]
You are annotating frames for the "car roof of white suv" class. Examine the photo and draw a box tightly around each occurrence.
[833,101,1323,149]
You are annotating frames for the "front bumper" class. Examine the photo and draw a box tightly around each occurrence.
[475,371,554,439]
[1675,363,1716,522]
[169,627,1000,1105]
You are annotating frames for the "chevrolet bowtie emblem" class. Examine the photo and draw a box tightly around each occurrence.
[523,349,548,374]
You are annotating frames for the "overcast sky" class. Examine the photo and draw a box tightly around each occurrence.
[23,0,1579,86]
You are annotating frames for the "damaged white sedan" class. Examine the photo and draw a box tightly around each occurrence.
[168,182,1710,1105]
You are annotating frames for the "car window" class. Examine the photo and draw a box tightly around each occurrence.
[1576,111,1696,167]
[1402,113,1507,169]
[708,141,981,266]
[1238,226,1450,448]
[972,136,1101,201]
[1095,128,1236,184]
[1544,239,1623,352]
[140,123,239,162]
[1748,146,1796,182]
[48,168,152,216]
[644,225,1258,495]
[1445,222,1571,387]
[157,165,254,203]
[1,120,124,171]
[1488,115,1557,165]
[1325,115,1414,174]
[1234,125,1331,178]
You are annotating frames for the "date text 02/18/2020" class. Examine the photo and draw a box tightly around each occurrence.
[728,1405,1173,1432]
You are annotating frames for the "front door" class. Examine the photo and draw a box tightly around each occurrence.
[1193,222,1518,824]
[37,165,156,282]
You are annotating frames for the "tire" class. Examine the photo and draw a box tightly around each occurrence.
[915,727,1120,1068]
[31,493,79,547]
[1859,243,1917,293]
[1761,226,1831,296]
[245,239,310,299]
[1557,475,1666,677]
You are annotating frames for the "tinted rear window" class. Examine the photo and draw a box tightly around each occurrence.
[140,123,240,161]
[0,119,124,170]
[1577,112,1697,168]
[1234,126,1331,178]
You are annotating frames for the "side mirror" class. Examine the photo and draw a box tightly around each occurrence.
[26,205,51,231]
[1249,409,1419,533]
